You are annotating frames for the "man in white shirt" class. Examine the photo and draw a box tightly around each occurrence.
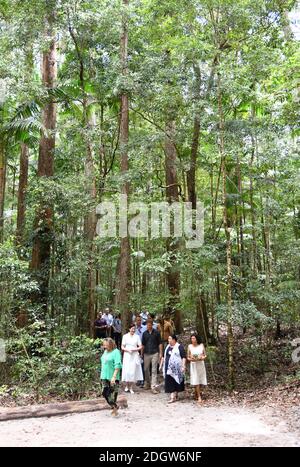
[140,310,149,325]
[103,307,114,336]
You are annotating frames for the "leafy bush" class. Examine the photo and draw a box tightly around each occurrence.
[6,321,102,400]
[215,300,274,330]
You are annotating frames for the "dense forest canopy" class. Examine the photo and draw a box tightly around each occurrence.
[0,0,299,394]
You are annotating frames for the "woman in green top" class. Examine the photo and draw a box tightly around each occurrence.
[100,337,122,416]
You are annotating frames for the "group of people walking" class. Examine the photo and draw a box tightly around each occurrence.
[97,310,207,417]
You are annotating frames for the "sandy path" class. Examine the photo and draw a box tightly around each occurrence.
[0,390,299,447]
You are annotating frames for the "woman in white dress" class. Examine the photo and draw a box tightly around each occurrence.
[187,334,207,404]
[121,324,143,393]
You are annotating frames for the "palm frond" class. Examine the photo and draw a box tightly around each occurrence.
[12,100,41,120]
[4,117,47,141]
[47,85,81,103]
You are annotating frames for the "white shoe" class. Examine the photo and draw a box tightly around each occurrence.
[125,386,129,392]
[130,388,134,394]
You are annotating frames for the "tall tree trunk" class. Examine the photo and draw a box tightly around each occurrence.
[84,106,97,337]
[0,142,6,243]
[218,72,234,390]
[249,105,258,277]
[165,120,182,333]
[16,143,29,249]
[115,0,131,332]
[15,144,29,328]
[68,20,97,336]
[187,64,212,342]
[186,113,200,209]
[30,32,57,314]
[236,156,245,271]
[196,295,211,342]
[186,64,201,211]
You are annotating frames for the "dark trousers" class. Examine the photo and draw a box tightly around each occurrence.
[113,332,122,349]
[95,332,106,348]
[101,380,119,408]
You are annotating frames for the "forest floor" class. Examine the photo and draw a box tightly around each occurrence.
[0,385,299,447]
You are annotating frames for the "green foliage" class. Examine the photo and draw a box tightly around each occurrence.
[215,300,275,330]
[0,0,299,395]
[0,240,39,336]
[7,321,102,399]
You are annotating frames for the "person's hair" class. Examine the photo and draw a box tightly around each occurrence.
[116,313,121,319]
[128,323,136,332]
[146,318,153,325]
[168,334,177,342]
[104,337,116,351]
[190,333,202,345]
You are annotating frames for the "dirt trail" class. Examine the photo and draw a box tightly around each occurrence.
[0,390,299,447]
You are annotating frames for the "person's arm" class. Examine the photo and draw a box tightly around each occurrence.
[157,331,163,360]
[179,344,187,371]
[121,336,131,353]
[110,368,119,384]
[159,343,163,360]
[135,336,143,352]
[141,333,146,357]
[159,355,164,372]
[111,350,122,384]
[187,346,195,362]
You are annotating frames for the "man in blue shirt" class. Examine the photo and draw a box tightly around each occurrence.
[135,315,146,339]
